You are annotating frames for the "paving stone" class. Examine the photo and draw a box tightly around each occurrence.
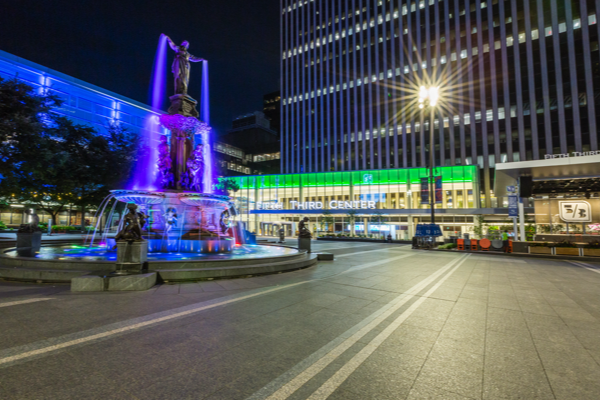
[71,275,104,292]
[3,245,600,400]
[407,380,478,399]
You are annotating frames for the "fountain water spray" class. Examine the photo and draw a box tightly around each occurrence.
[127,35,168,191]
[91,34,235,254]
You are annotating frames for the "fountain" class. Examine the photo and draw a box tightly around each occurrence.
[0,35,318,284]
[105,33,234,255]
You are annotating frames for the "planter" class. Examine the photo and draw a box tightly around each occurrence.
[583,248,600,257]
[554,247,580,256]
[529,246,552,255]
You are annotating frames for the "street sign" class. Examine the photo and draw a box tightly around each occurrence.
[508,195,518,217]
[415,223,443,237]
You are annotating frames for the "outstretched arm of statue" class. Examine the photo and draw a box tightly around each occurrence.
[162,34,178,51]
[189,55,204,62]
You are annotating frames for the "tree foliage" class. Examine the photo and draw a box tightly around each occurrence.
[0,77,140,224]
[214,178,241,196]
[345,209,358,223]
[369,211,386,225]
[320,210,335,232]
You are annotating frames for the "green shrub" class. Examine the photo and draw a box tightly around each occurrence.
[51,225,80,232]
[529,241,550,247]
[553,240,575,248]
[438,243,457,249]
[587,240,600,249]
[0,221,7,230]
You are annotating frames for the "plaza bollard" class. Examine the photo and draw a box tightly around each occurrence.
[471,239,478,251]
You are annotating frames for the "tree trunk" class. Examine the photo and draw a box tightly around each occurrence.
[80,205,86,232]
[44,210,58,228]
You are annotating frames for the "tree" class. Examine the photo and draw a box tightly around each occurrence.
[0,78,140,227]
[346,209,359,236]
[214,178,241,196]
[369,211,386,236]
[473,215,486,238]
[320,210,335,233]
[0,77,61,178]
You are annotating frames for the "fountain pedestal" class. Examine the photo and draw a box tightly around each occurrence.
[168,94,199,118]
[299,237,312,253]
[16,232,42,257]
[159,114,210,191]
[116,240,148,274]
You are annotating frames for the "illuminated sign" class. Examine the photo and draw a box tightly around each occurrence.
[256,202,284,210]
[256,201,377,210]
[545,151,600,159]
[559,201,592,222]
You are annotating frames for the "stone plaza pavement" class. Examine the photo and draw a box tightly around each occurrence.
[1,241,600,399]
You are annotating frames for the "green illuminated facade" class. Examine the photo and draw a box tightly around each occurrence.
[225,166,480,238]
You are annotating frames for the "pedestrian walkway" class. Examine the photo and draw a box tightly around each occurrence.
[0,242,599,399]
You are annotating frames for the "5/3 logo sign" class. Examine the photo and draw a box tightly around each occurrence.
[559,201,592,222]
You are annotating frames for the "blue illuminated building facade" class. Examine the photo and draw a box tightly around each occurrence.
[0,50,163,226]
[0,49,162,137]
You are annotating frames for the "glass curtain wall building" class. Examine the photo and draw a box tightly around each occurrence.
[0,50,164,227]
[227,165,479,238]
[280,0,600,207]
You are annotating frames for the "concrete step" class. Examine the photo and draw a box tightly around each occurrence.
[147,250,308,269]
[155,254,318,282]
[0,267,90,283]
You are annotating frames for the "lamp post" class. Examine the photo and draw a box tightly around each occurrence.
[418,86,440,226]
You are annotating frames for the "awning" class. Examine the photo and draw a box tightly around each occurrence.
[494,155,600,197]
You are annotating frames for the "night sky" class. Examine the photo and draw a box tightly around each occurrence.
[0,0,280,135]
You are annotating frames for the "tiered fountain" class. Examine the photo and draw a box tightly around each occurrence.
[105,33,235,254]
[0,35,318,284]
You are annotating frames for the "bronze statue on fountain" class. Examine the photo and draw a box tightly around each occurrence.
[114,203,149,243]
[107,34,235,254]
[164,34,204,117]
[158,35,211,192]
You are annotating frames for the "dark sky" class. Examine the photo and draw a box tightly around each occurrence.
[0,0,280,135]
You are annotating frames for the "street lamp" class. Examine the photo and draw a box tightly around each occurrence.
[418,86,440,226]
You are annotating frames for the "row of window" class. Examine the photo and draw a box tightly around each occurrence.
[285,15,593,61]
[294,89,592,148]
[227,162,252,175]
[283,14,598,107]
[283,0,478,18]
[214,142,245,159]
[253,153,281,162]
[283,1,500,58]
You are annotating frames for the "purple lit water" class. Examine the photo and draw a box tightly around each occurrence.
[201,60,213,193]
[5,244,298,261]
[127,35,167,191]
[151,35,168,111]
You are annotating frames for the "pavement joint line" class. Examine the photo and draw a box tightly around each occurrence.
[568,260,600,274]
[337,253,416,275]
[335,246,409,258]
[315,244,388,252]
[247,253,469,400]
[0,298,53,308]
[0,252,418,368]
[306,254,473,400]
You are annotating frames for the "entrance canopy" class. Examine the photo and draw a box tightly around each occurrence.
[494,154,600,197]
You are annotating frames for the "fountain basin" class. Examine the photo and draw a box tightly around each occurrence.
[0,243,318,283]
[105,238,234,253]
[104,190,236,254]
[111,190,165,205]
